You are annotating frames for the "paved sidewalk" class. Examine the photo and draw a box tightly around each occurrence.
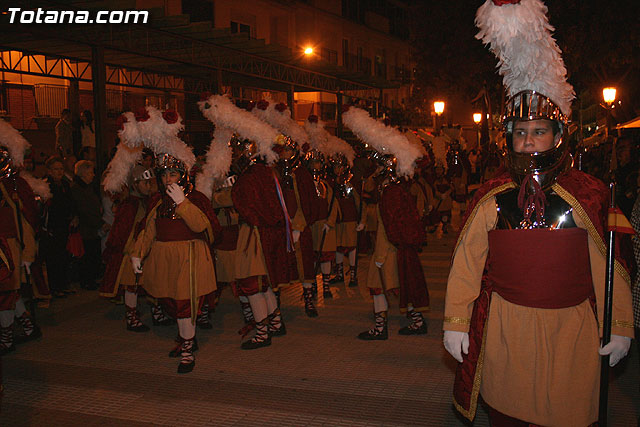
[2,230,638,426]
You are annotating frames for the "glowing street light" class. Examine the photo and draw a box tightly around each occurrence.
[602,87,616,105]
[473,113,482,124]
[434,101,445,115]
[304,47,314,55]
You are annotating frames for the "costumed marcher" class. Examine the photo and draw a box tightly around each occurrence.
[304,114,356,300]
[433,163,453,234]
[199,94,296,350]
[194,120,238,328]
[0,119,44,355]
[101,164,157,332]
[448,140,469,209]
[629,172,640,364]
[330,153,361,290]
[129,107,221,373]
[443,1,634,425]
[19,168,53,304]
[342,107,430,339]
[251,100,321,317]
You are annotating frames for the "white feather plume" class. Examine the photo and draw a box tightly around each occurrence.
[138,106,195,171]
[304,118,355,166]
[475,0,574,115]
[0,119,30,167]
[198,95,279,165]
[117,112,142,148]
[103,144,143,193]
[19,170,51,201]
[404,130,427,157]
[252,102,310,146]
[196,126,234,199]
[342,107,422,177]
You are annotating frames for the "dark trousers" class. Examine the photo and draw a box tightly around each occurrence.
[43,232,70,293]
[79,238,101,289]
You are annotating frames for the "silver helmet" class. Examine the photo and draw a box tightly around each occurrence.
[503,90,571,191]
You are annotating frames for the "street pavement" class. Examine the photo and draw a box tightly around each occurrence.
[2,215,639,426]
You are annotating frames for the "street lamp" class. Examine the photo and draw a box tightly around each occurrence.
[434,101,444,129]
[473,113,482,148]
[304,47,314,56]
[602,87,616,105]
[602,87,617,137]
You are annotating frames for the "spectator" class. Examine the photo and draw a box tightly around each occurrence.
[55,109,73,157]
[79,146,96,162]
[43,156,77,297]
[70,160,105,290]
[80,110,95,148]
[63,154,77,182]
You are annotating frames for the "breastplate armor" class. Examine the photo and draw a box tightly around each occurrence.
[495,188,577,230]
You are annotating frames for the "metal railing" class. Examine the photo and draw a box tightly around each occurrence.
[33,84,67,117]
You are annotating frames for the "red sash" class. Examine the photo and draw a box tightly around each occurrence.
[156,218,205,242]
[487,228,594,309]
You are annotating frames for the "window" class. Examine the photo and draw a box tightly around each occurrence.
[230,21,251,36]
[321,48,338,64]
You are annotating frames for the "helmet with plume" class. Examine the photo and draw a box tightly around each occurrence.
[476,0,574,189]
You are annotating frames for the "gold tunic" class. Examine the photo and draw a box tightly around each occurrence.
[212,187,238,283]
[366,206,399,292]
[133,199,217,301]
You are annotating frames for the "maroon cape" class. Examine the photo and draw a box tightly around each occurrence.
[379,181,429,311]
[452,169,632,419]
[232,163,298,287]
[100,196,146,295]
[280,166,321,281]
[0,176,43,297]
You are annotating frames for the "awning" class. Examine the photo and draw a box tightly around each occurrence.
[617,117,640,129]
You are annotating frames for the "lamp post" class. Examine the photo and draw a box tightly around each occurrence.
[434,101,444,129]
[473,113,482,149]
[602,87,616,136]
[598,85,617,427]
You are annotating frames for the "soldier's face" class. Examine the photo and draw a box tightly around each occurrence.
[136,179,153,196]
[161,170,181,186]
[512,120,559,153]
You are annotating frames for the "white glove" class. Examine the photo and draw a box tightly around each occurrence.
[322,223,331,233]
[131,257,143,274]
[599,334,631,367]
[166,183,186,205]
[292,230,301,244]
[444,330,469,363]
[375,261,383,268]
[356,223,365,232]
[21,261,32,275]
